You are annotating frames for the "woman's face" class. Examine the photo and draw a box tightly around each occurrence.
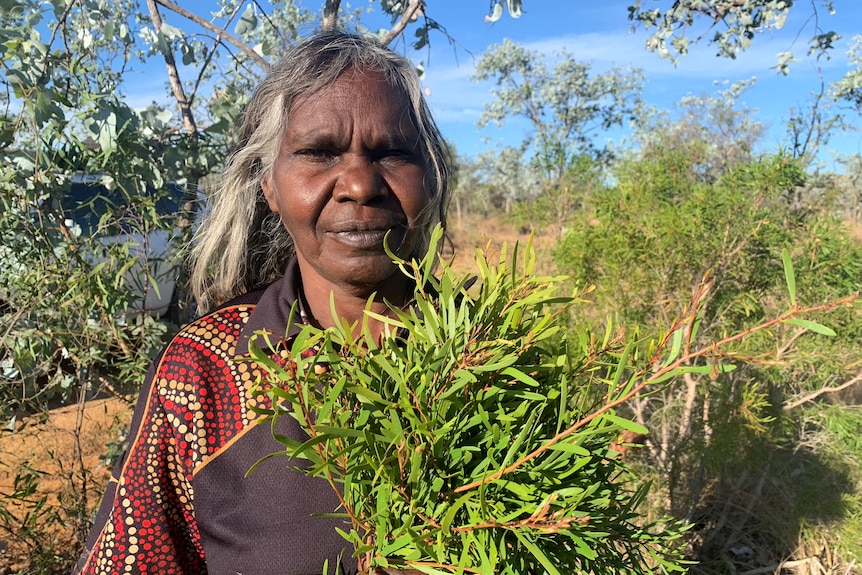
[261,68,431,301]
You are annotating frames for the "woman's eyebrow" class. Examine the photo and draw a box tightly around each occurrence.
[285,129,341,146]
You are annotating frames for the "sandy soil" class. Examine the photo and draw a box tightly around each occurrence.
[0,396,132,571]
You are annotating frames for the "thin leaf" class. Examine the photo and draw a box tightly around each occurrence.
[783,317,836,336]
[512,530,561,575]
[782,248,797,306]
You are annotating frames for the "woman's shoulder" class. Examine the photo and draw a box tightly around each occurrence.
[168,284,272,351]
[142,286,276,459]
[151,285,271,386]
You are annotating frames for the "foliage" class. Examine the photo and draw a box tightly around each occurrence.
[2,0,860,572]
[250,225,851,574]
[625,0,862,116]
[795,404,862,562]
[484,0,523,23]
[510,154,604,234]
[473,146,543,214]
[637,80,765,183]
[0,1,533,571]
[626,0,839,71]
[553,123,862,569]
[251,227,695,574]
[835,153,862,222]
[833,35,862,111]
[0,463,74,574]
[473,39,645,181]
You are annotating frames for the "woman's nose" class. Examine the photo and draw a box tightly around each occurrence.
[333,155,388,204]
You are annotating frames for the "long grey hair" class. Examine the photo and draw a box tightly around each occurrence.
[190,31,451,314]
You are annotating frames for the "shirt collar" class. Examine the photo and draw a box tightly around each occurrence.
[234,258,307,357]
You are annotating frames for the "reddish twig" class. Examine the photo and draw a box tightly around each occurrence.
[453,293,857,494]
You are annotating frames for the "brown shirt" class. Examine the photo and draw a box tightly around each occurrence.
[75,260,357,575]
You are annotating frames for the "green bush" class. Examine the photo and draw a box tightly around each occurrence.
[553,148,862,570]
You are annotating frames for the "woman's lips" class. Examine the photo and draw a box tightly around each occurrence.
[327,224,406,249]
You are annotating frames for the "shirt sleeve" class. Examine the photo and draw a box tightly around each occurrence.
[73,351,206,575]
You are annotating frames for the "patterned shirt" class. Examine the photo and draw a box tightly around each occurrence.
[75,260,357,575]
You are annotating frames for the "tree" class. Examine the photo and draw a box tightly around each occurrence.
[832,35,862,112]
[553,104,862,567]
[626,0,862,114]
[627,0,840,70]
[474,39,644,180]
[637,79,765,184]
[470,39,643,231]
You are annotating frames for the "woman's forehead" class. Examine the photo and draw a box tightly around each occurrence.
[284,70,417,135]
[289,67,409,111]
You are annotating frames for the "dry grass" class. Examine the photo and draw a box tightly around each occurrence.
[443,213,558,277]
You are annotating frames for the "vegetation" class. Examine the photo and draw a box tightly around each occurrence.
[252,228,691,574]
[553,145,862,571]
[2,0,861,573]
[251,226,849,575]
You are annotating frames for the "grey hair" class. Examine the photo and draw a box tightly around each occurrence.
[190,31,451,314]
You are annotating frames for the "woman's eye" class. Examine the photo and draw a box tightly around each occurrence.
[377,149,413,162]
[296,149,335,161]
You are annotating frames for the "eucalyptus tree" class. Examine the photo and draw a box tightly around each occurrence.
[627,0,841,71]
[472,38,643,224]
[833,35,862,111]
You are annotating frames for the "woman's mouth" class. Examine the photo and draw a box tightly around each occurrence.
[328,226,406,250]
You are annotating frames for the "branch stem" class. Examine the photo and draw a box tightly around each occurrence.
[453,293,857,494]
[154,0,270,71]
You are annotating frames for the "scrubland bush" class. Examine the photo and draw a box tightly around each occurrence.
[553,145,862,571]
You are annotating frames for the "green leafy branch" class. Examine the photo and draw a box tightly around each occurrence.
[248,226,852,575]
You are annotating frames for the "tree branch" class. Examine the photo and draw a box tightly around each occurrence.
[784,370,862,410]
[453,289,858,494]
[774,327,806,360]
[189,3,243,106]
[322,0,340,32]
[380,0,424,47]
[154,0,271,72]
[146,0,197,135]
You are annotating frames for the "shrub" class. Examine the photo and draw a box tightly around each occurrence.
[554,149,862,571]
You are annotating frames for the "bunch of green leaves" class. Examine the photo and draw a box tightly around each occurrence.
[250,226,693,575]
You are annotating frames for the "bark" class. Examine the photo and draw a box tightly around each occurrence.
[155,0,271,72]
[322,0,340,31]
[146,0,198,135]
[379,0,424,47]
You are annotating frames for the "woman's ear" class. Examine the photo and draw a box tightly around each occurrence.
[260,175,279,213]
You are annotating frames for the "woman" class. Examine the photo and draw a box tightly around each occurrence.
[75,31,450,575]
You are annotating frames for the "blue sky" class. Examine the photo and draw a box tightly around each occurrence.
[356,0,862,168]
[125,0,862,169]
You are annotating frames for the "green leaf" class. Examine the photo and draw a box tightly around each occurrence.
[440,492,472,533]
[662,327,684,368]
[782,248,797,306]
[512,530,560,575]
[235,4,258,35]
[783,317,836,337]
[380,531,414,556]
[603,413,649,436]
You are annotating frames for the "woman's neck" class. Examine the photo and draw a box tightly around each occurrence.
[298,272,412,342]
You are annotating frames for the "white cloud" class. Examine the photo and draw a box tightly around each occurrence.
[522,30,794,78]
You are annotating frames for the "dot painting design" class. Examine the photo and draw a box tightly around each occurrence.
[79,304,283,574]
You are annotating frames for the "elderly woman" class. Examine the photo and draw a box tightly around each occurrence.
[75,31,450,575]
